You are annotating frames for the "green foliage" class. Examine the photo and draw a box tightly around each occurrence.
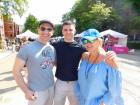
[3,14,11,20]
[130,16,140,29]
[62,0,140,39]
[62,12,72,22]
[127,0,140,13]
[23,14,39,33]
[101,11,121,30]
[71,0,93,15]
[128,16,140,35]
[0,0,28,17]
[84,2,112,30]
[125,16,140,36]
[127,41,140,49]
[54,24,62,37]
[62,0,86,31]
[63,1,117,33]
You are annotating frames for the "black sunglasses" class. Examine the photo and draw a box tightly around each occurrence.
[40,27,53,32]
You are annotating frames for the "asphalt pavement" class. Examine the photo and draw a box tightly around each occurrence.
[0,50,140,105]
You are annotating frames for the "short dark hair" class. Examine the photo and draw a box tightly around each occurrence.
[62,20,75,28]
[28,37,35,42]
[38,20,54,29]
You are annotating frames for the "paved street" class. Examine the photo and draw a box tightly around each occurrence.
[0,50,140,105]
[0,52,27,105]
[118,51,140,105]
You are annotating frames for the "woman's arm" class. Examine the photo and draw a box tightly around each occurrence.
[103,66,124,105]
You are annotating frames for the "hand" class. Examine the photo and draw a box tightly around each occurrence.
[24,89,37,101]
[82,52,90,60]
[100,102,105,105]
[105,51,116,60]
[105,51,119,69]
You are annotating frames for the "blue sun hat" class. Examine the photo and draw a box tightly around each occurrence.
[80,28,100,44]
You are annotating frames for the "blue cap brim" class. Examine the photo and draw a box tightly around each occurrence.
[83,36,97,41]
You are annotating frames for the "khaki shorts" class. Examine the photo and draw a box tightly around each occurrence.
[54,79,78,105]
[28,86,54,105]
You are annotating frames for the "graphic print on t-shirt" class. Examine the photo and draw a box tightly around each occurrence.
[40,48,55,70]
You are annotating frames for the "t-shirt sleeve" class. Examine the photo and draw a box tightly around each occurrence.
[53,46,57,66]
[16,45,28,62]
[50,39,60,48]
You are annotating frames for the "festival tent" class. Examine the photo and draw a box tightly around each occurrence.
[100,29,128,54]
[75,34,82,37]
[16,30,38,39]
[100,29,128,46]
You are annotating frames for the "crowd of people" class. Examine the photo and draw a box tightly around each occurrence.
[12,20,123,105]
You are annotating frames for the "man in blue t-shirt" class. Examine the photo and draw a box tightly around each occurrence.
[13,20,56,105]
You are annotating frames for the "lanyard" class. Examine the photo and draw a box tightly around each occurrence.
[85,53,99,79]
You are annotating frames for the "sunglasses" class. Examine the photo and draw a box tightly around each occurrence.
[40,27,53,32]
[81,38,94,45]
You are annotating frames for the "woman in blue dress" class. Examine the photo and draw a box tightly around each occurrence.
[75,29,124,105]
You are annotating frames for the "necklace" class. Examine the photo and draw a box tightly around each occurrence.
[85,53,99,79]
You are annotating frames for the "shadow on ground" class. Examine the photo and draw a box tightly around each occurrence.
[0,71,12,76]
[118,53,140,69]
[0,86,17,94]
[0,76,14,81]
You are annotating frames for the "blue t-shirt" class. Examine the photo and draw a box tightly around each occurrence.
[75,60,124,105]
[17,40,56,91]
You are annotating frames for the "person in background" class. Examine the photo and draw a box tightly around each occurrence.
[75,29,123,105]
[52,20,118,105]
[11,41,16,52]
[28,37,35,42]
[21,37,29,45]
[13,20,56,105]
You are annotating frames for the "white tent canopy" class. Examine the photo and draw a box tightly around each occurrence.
[100,29,128,46]
[75,34,82,37]
[16,30,38,39]
[100,29,127,38]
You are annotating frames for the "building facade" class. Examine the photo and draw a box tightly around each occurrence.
[0,14,20,49]
[4,19,20,39]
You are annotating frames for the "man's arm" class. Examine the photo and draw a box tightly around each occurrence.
[12,57,36,100]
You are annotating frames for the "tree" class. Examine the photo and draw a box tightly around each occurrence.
[62,0,97,32]
[80,2,113,30]
[129,16,140,35]
[62,0,140,37]
[63,1,116,32]
[23,14,39,33]
[127,0,140,13]
[0,0,28,17]
[54,24,62,37]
